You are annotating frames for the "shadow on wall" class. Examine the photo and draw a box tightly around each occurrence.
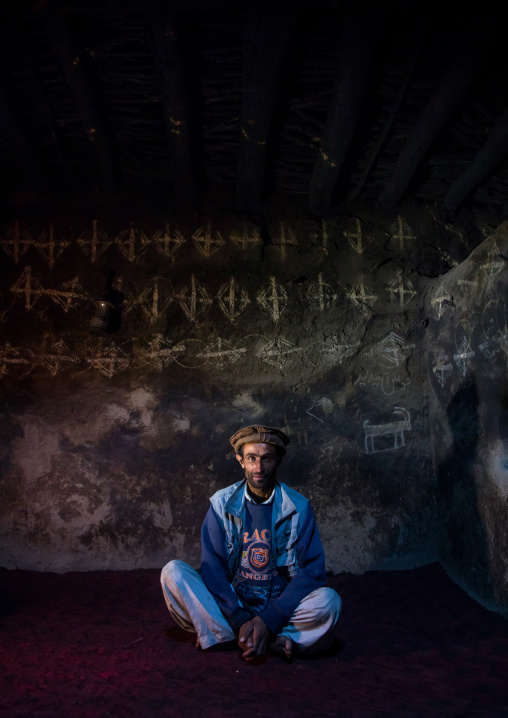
[437,379,494,609]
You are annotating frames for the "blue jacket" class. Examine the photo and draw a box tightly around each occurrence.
[201,479,327,635]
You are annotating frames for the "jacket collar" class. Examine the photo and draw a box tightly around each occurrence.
[224,479,297,522]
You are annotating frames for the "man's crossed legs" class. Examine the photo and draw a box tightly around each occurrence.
[161,559,342,659]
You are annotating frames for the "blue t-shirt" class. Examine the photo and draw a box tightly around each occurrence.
[232,501,285,615]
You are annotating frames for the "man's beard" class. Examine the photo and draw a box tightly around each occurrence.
[245,468,277,493]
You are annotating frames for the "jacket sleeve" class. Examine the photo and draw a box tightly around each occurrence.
[200,505,252,632]
[258,503,327,635]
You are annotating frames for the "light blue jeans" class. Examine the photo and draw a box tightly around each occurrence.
[161,559,342,652]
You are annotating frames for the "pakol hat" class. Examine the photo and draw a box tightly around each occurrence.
[230,425,290,455]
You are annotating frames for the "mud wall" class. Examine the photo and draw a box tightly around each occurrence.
[0,203,496,580]
[426,221,508,615]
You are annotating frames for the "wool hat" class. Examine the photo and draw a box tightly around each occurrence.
[230,425,290,455]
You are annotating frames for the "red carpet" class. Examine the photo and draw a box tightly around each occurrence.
[1,563,507,717]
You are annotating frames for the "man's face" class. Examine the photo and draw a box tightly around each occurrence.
[236,442,279,499]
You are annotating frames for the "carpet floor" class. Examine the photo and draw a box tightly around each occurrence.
[1,562,508,718]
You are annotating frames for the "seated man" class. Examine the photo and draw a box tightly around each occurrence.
[161,424,342,661]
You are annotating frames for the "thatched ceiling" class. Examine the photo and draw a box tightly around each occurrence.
[0,0,505,219]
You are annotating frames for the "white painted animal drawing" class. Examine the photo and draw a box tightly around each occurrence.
[363,407,411,454]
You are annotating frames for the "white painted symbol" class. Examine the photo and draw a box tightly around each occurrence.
[390,216,415,252]
[432,349,453,388]
[344,218,370,254]
[453,324,475,378]
[192,223,225,258]
[310,220,329,255]
[77,220,111,263]
[364,408,411,454]
[386,271,417,308]
[49,277,88,312]
[10,267,84,313]
[125,278,173,324]
[216,277,250,323]
[0,221,34,263]
[480,243,504,279]
[307,274,337,311]
[257,337,304,369]
[257,277,288,322]
[196,337,247,369]
[346,276,377,315]
[153,224,186,260]
[34,224,70,268]
[230,224,262,251]
[30,338,80,376]
[87,343,131,377]
[175,274,212,324]
[0,343,32,377]
[354,370,410,395]
[479,296,508,358]
[273,223,298,260]
[375,332,414,368]
[137,334,185,372]
[115,223,151,262]
[10,266,44,310]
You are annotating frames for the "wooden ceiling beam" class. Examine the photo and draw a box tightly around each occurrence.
[236,0,303,214]
[147,1,197,207]
[378,21,494,210]
[443,108,508,212]
[309,2,386,216]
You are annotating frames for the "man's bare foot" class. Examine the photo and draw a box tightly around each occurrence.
[270,635,293,661]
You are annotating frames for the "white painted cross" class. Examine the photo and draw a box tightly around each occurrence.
[453,336,475,378]
[273,223,298,260]
[87,342,131,378]
[310,220,329,255]
[138,334,185,372]
[386,271,417,308]
[307,273,337,311]
[115,223,151,262]
[10,267,87,313]
[257,337,303,369]
[34,223,70,268]
[346,276,377,314]
[0,221,34,263]
[216,277,250,323]
[344,218,369,254]
[196,337,247,369]
[230,224,262,251]
[375,332,414,367]
[390,215,416,252]
[10,266,44,310]
[153,224,186,260]
[257,276,288,322]
[77,220,111,263]
[192,223,225,258]
[30,338,80,376]
[0,343,31,377]
[126,279,172,324]
[175,274,212,324]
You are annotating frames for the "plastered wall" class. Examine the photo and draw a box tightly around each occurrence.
[0,204,504,614]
